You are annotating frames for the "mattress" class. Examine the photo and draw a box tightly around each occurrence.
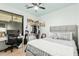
[26,38,78,56]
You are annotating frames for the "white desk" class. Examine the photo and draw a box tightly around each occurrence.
[0,37,9,51]
[0,37,7,41]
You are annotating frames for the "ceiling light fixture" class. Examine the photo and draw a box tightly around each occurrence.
[26,3,45,12]
[34,6,38,10]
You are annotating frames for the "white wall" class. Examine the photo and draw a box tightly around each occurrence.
[40,4,79,48]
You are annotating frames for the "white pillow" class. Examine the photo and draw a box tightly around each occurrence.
[47,32,58,39]
[56,32,73,41]
[47,32,73,41]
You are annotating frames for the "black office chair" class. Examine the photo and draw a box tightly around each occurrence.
[5,34,18,52]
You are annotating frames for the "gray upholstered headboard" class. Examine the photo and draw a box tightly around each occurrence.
[50,25,78,48]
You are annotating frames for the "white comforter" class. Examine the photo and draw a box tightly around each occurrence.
[27,38,78,56]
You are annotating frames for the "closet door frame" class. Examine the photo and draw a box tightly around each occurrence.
[0,10,24,35]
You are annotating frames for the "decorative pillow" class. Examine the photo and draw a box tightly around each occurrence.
[47,32,58,39]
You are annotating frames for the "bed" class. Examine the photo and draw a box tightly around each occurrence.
[25,25,78,56]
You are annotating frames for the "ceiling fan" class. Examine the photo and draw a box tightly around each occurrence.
[25,3,46,10]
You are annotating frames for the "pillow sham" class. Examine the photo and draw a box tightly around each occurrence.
[47,32,73,41]
[54,32,73,41]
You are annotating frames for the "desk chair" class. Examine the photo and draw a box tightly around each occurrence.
[5,34,18,52]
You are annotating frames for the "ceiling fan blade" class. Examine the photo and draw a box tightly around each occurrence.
[38,3,41,5]
[32,3,37,6]
[39,6,45,9]
[27,6,34,9]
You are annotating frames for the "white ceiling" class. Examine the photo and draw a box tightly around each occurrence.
[2,3,75,17]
